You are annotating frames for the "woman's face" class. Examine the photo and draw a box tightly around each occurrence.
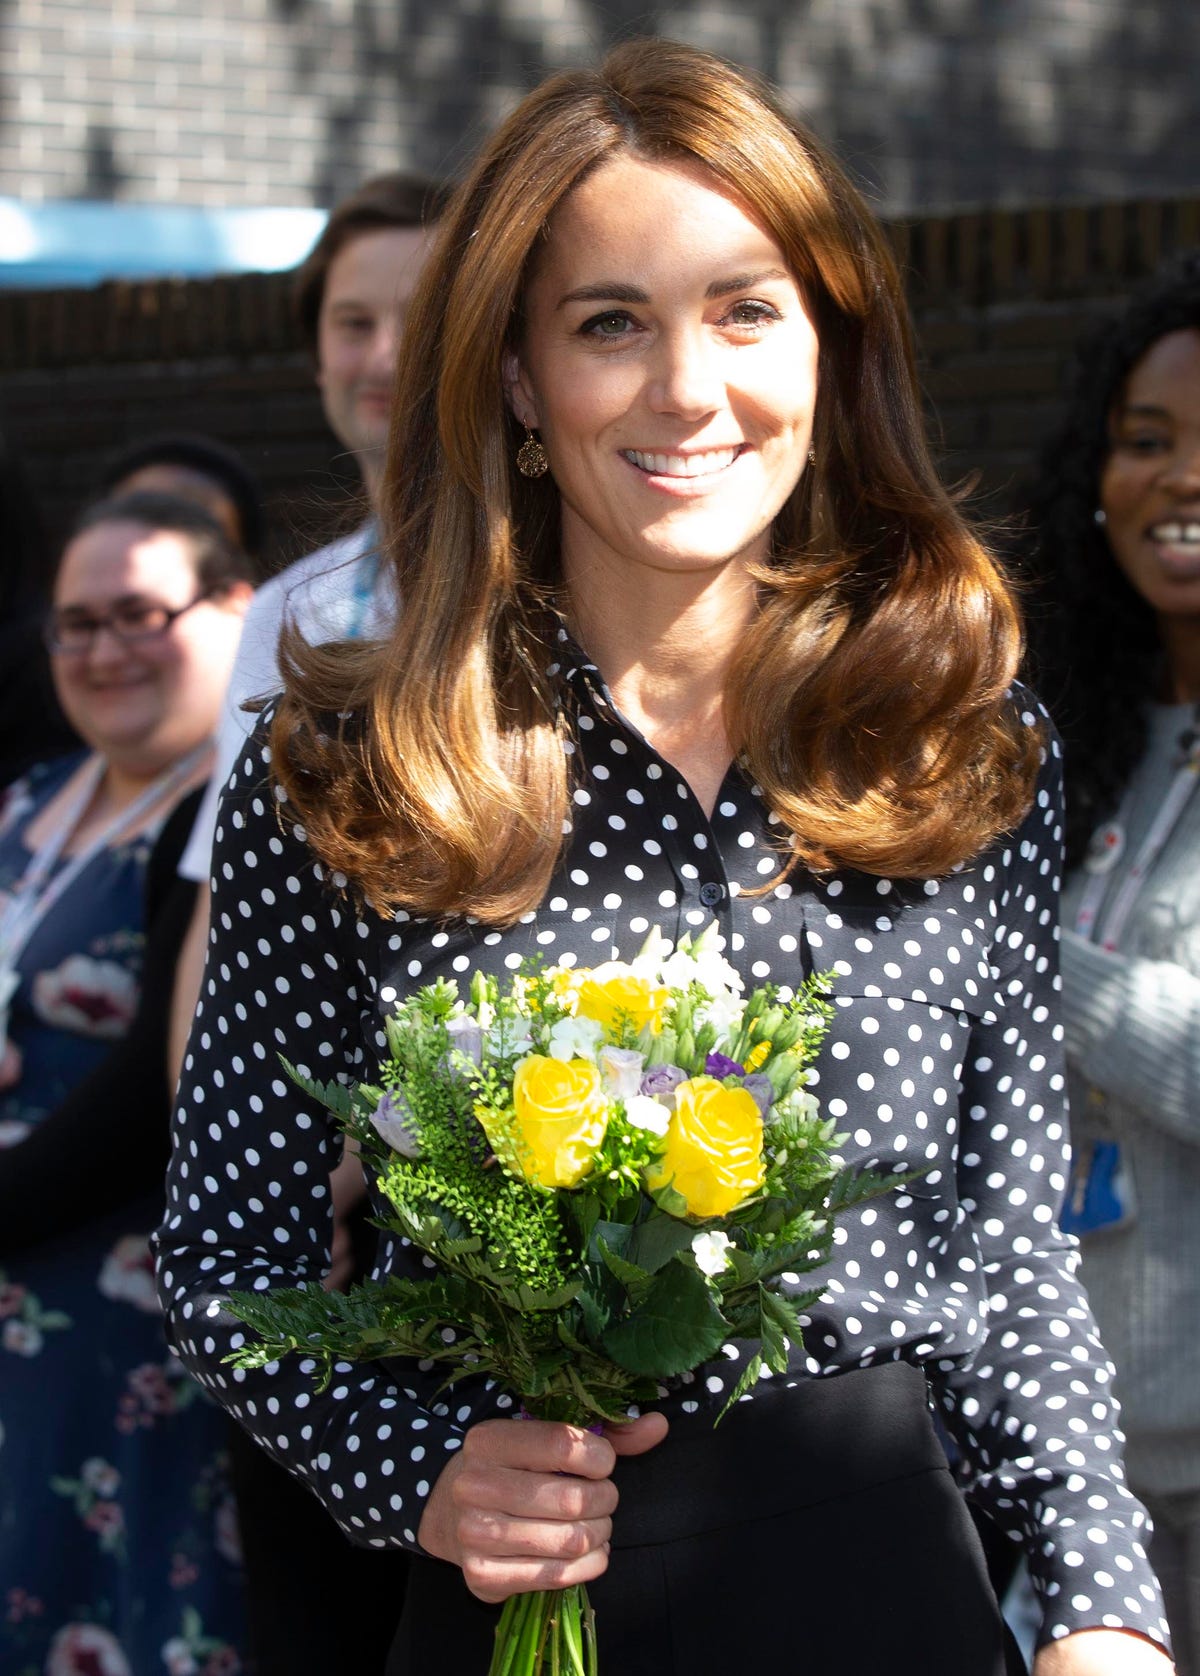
[506,153,819,591]
[1098,327,1200,619]
[50,520,249,776]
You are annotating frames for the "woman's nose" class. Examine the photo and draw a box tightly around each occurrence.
[1161,436,1200,497]
[646,327,722,420]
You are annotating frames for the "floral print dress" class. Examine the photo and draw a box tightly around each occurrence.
[0,756,246,1676]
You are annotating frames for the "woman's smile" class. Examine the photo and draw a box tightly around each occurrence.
[619,443,746,487]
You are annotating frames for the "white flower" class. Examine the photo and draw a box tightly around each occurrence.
[691,1230,734,1277]
[81,1457,121,1496]
[597,1045,645,1100]
[32,955,138,1039]
[97,1235,159,1313]
[624,1094,671,1137]
[47,1623,133,1676]
[692,989,746,1035]
[160,1639,199,1676]
[776,1087,821,1123]
[2,1318,42,1357]
[629,924,669,976]
[485,1018,534,1060]
[546,1014,604,1063]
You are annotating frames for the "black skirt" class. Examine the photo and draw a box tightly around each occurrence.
[387,1362,1027,1675]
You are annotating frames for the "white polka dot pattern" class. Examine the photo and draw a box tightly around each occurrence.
[153,640,1167,1652]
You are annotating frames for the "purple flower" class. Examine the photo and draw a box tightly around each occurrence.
[705,1050,745,1079]
[638,1064,687,1108]
[371,1089,422,1158]
[742,1073,775,1119]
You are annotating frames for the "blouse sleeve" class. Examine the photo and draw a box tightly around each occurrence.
[931,725,1170,1655]
[1060,930,1200,1148]
[153,723,465,1551]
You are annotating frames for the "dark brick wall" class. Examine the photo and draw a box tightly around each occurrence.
[3,195,1198,570]
[2,0,1199,217]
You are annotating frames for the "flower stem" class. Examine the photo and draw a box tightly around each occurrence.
[488,1586,597,1676]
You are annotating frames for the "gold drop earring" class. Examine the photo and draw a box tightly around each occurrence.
[516,428,549,478]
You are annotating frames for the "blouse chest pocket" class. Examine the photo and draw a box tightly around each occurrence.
[786,898,997,1178]
[803,898,998,1022]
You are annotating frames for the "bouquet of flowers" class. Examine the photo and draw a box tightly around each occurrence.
[227,924,899,1676]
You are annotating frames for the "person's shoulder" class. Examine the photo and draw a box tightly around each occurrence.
[263,525,375,634]
[1006,679,1063,771]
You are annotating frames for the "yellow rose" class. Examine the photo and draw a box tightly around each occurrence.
[574,962,668,1036]
[645,1075,765,1218]
[497,1054,609,1189]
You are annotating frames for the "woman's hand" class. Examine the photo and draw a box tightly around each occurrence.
[417,1412,668,1603]
[1033,1630,1174,1674]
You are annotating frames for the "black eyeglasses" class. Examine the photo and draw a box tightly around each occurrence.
[43,589,216,655]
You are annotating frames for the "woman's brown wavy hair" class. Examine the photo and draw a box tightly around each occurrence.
[272,38,1041,923]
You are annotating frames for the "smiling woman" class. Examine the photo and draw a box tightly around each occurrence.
[1026,256,1200,1674]
[0,490,252,1672]
[156,39,1173,1676]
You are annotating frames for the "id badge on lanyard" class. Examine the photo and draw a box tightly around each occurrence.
[1060,1099,1136,1237]
[1064,744,1199,1235]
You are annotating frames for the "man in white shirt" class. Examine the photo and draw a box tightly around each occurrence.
[170,172,447,1068]
[164,171,447,1676]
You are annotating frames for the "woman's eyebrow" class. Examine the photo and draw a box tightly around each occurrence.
[557,282,648,308]
[1115,403,1172,422]
[557,268,792,309]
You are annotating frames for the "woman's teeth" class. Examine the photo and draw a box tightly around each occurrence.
[1150,521,1200,546]
[623,447,740,477]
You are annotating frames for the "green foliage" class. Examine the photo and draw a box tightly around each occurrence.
[599,1259,729,1378]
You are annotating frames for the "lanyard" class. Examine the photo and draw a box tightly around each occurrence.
[343,542,381,642]
[0,742,211,985]
[1074,752,1200,950]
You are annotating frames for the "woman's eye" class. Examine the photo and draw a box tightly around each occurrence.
[581,311,634,339]
[1116,430,1169,455]
[724,300,780,328]
[114,604,162,631]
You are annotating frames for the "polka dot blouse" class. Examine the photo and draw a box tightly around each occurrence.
[155,628,1169,1654]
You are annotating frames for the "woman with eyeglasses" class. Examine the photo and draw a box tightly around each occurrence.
[0,491,252,1675]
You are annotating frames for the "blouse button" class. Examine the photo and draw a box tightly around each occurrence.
[698,880,725,908]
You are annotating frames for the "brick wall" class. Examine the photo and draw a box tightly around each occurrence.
[2,0,1199,216]
[2,195,1197,571]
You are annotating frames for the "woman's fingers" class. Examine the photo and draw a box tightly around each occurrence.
[456,1461,618,1523]
[458,1507,614,1561]
[461,1542,613,1605]
[419,1414,667,1603]
[462,1416,617,1477]
[604,1411,669,1456]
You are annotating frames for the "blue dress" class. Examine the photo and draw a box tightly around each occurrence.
[0,756,247,1676]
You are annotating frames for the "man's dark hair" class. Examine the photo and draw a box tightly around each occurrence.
[293,171,453,350]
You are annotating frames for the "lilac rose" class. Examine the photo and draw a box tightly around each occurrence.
[370,1089,423,1158]
[638,1064,687,1108]
[741,1073,775,1119]
[444,1014,485,1067]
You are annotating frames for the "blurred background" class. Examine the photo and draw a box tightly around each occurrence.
[3,0,1199,566]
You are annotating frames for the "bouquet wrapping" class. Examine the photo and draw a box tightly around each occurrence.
[227,924,901,1674]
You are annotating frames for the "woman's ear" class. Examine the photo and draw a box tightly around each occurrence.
[502,349,539,432]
